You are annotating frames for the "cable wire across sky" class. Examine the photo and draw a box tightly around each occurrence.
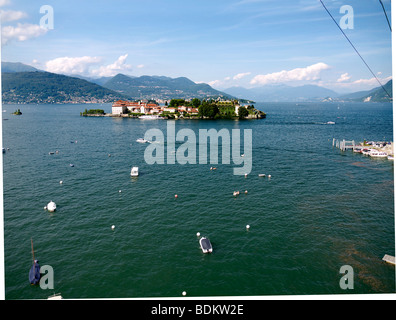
[319,0,392,99]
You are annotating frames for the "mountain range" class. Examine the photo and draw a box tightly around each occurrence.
[1,61,392,103]
[222,81,393,103]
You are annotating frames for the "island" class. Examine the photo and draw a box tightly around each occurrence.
[81,98,266,120]
[80,108,105,116]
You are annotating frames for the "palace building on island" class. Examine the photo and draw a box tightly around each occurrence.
[112,100,199,116]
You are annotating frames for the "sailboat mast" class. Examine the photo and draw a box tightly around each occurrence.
[31,238,35,264]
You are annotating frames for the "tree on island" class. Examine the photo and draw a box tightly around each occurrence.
[191,98,201,108]
[198,102,219,119]
[238,107,249,119]
[169,99,186,107]
[81,108,105,116]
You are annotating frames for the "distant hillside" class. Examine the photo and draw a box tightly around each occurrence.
[103,73,233,100]
[2,61,40,73]
[337,80,392,102]
[337,87,379,100]
[2,71,127,104]
[223,84,339,102]
[360,80,392,102]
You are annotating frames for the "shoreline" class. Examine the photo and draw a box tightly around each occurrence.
[81,113,266,120]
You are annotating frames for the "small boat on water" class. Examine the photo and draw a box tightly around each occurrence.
[199,237,213,253]
[29,239,41,285]
[353,147,362,153]
[29,260,41,285]
[388,155,394,160]
[361,148,374,155]
[136,138,150,143]
[130,167,139,177]
[326,121,335,125]
[47,201,56,212]
[258,174,266,177]
[138,115,163,120]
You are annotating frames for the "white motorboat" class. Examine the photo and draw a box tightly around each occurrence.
[258,174,266,177]
[353,147,362,153]
[387,155,394,160]
[199,237,213,253]
[47,293,63,300]
[138,115,162,120]
[136,138,150,143]
[370,151,388,158]
[47,201,56,212]
[326,121,335,125]
[130,167,139,177]
[361,148,375,155]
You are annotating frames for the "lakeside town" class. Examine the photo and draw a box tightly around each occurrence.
[81,98,267,120]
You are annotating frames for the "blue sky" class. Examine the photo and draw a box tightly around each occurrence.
[0,0,392,93]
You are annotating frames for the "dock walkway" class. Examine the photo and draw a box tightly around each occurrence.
[382,254,395,265]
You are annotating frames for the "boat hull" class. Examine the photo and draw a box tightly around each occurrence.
[29,262,41,285]
[130,167,139,177]
[199,237,213,253]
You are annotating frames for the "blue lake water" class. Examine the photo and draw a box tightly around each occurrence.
[2,102,395,299]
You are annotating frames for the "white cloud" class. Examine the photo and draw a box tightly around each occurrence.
[45,56,102,75]
[44,54,133,77]
[1,23,48,45]
[233,72,251,80]
[137,64,145,69]
[0,0,10,7]
[337,72,351,83]
[250,62,331,85]
[91,54,132,77]
[350,76,392,86]
[330,75,392,92]
[0,9,27,22]
[208,79,223,87]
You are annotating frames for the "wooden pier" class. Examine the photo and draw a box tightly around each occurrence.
[333,138,355,151]
[382,254,395,265]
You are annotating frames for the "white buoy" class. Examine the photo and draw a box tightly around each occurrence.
[175,194,178,198]
[111,225,115,230]
[196,232,200,237]
[268,175,271,179]
[59,181,63,184]
[182,291,186,296]
[246,224,250,230]
[47,201,56,212]
[245,173,247,178]
[44,206,47,210]
[245,190,248,194]
[119,190,122,193]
